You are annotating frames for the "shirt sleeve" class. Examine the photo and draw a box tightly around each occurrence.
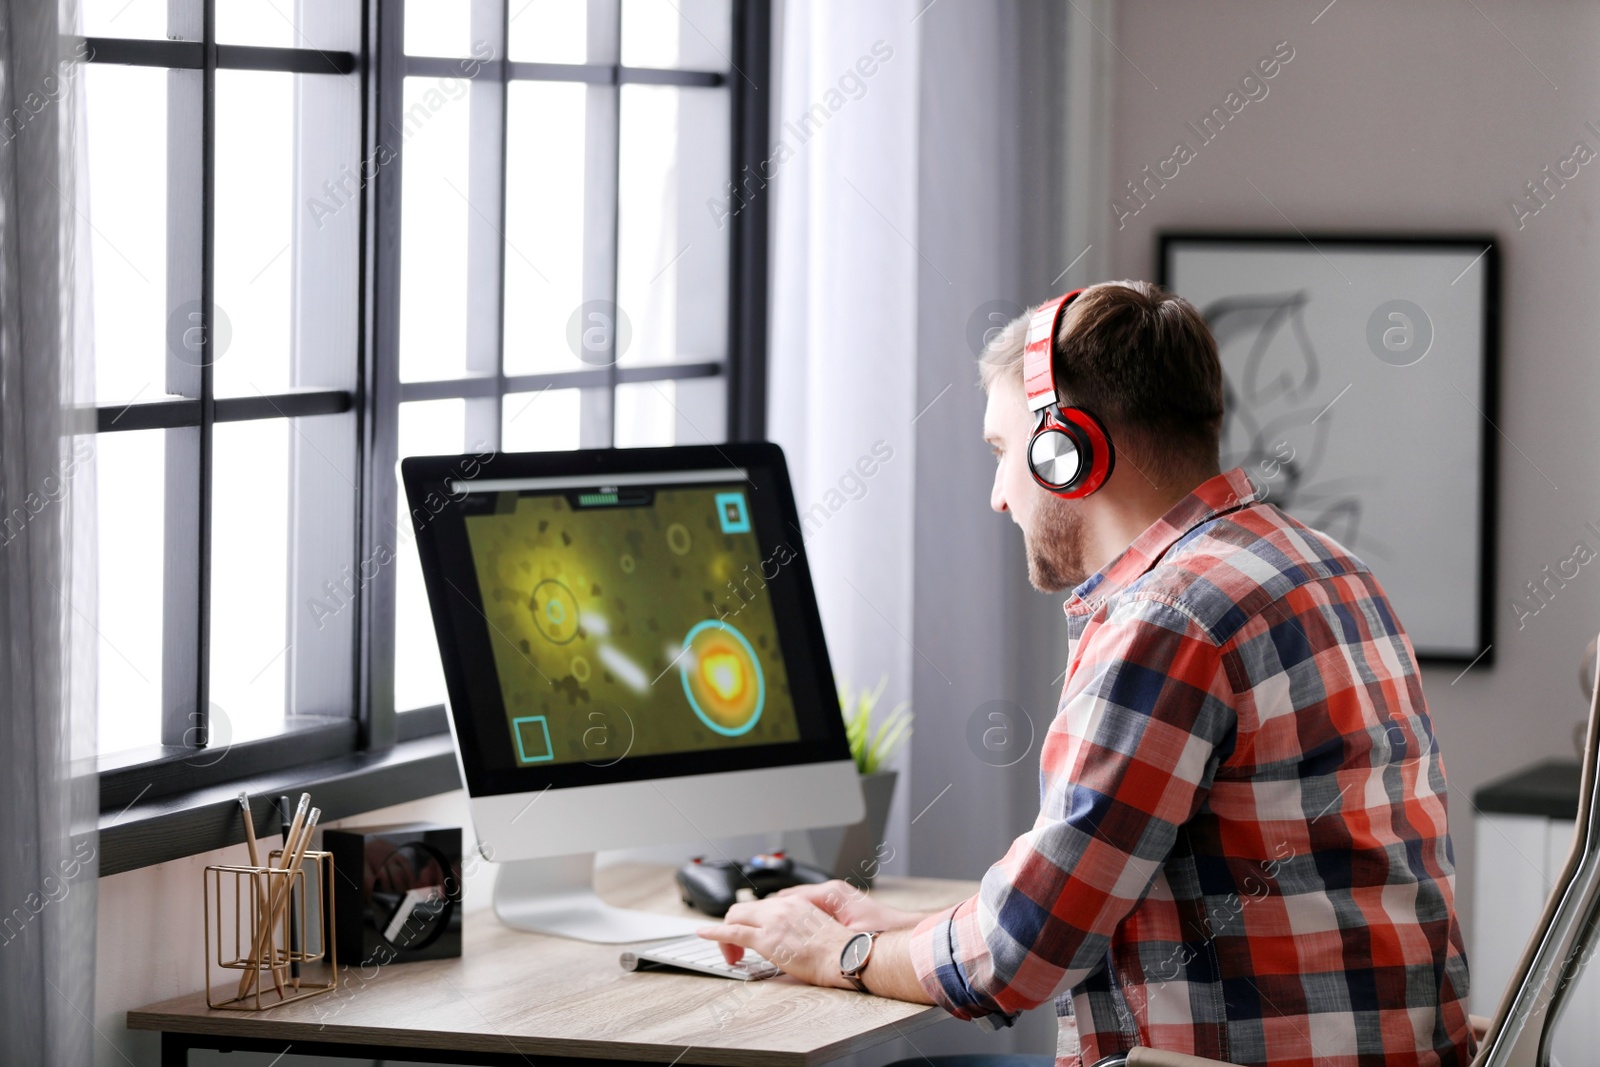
[910,595,1237,1021]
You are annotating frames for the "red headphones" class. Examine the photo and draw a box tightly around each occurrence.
[1022,288,1115,498]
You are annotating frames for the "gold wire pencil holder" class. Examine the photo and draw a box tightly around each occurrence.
[204,850,337,1010]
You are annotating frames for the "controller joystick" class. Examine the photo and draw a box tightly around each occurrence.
[675,851,834,917]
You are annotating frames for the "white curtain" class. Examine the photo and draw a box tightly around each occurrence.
[768,0,924,877]
[0,0,99,1060]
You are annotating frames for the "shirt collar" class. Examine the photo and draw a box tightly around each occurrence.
[1065,466,1260,616]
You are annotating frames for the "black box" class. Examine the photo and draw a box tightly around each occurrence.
[323,823,464,965]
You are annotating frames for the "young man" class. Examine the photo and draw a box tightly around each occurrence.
[698,281,1474,1067]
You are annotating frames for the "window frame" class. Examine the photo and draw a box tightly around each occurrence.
[93,0,772,872]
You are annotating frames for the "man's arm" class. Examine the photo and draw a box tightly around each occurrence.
[858,928,934,1003]
[906,596,1235,1021]
[700,882,936,993]
[699,597,1235,1018]
[776,886,934,1000]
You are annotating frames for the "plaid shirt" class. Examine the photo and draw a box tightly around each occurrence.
[910,467,1473,1067]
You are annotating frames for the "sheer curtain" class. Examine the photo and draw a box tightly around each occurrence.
[767,0,923,878]
[0,0,99,1061]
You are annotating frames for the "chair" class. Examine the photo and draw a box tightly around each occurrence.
[1094,631,1600,1067]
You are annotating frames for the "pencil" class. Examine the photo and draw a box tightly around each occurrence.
[260,805,319,993]
[268,800,316,992]
[284,807,320,991]
[236,793,283,998]
[238,793,309,1000]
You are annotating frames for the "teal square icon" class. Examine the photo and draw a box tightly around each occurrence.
[715,491,750,534]
[511,715,553,763]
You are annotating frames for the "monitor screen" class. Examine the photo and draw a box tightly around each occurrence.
[403,444,850,798]
[464,477,801,766]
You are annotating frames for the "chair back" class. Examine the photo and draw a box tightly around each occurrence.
[1473,630,1600,1066]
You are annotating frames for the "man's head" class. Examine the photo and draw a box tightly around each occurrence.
[980,280,1224,592]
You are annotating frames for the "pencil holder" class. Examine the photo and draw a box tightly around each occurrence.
[203,850,338,1010]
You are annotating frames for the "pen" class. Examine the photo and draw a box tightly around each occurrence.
[280,794,300,983]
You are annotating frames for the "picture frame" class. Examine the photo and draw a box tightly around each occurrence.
[1160,233,1499,667]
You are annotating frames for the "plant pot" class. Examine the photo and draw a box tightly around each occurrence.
[838,769,898,888]
[784,770,898,889]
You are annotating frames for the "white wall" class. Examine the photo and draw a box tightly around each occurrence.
[94,791,487,1067]
[1106,0,1600,944]
[96,791,799,1067]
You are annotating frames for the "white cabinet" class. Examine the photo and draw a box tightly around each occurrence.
[1473,812,1600,1065]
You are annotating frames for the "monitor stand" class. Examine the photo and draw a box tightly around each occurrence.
[493,852,708,943]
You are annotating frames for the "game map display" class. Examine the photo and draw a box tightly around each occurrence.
[463,484,800,767]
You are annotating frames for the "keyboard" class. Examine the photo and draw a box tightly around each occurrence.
[619,935,782,981]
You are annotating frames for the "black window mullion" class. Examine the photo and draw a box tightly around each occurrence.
[359,0,406,750]
[392,361,724,405]
[93,389,355,433]
[402,55,725,87]
[616,66,723,88]
[195,0,218,748]
[99,396,202,433]
[214,43,356,75]
[84,37,203,69]
[726,0,771,442]
[216,389,354,422]
[83,37,357,75]
[158,0,206,749]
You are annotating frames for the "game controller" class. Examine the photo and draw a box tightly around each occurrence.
[675,852,834,917]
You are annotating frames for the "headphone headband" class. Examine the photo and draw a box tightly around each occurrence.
[1021,286,1115,499]
[1022,288,1084,413]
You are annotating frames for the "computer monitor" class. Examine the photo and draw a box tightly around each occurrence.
[403,443,864,942]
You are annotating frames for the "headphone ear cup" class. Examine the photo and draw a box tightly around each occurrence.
[1055,407,1115,498]
[1028,413,1090,496]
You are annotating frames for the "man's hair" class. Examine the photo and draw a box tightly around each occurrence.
[978,280,1224,481]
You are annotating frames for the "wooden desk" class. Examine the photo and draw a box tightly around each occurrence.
[128,862,980,1066]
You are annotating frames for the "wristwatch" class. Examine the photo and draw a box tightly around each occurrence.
[839,930,883,993]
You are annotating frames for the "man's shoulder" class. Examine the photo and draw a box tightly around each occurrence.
[1117,501,1374,646]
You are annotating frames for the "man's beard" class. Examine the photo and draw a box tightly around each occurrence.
[1023,493,1089,593]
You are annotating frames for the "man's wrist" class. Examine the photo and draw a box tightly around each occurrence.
[852,927,936,1005]
[815,926,855,990]
[838,929,882,991]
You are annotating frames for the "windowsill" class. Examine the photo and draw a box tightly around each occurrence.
[97,731,462,877]
[99,716,361,811]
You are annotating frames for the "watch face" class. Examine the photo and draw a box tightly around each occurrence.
[841,932,872,972]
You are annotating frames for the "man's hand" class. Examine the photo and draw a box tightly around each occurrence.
[771,879,928,932]
[696,895,856,988]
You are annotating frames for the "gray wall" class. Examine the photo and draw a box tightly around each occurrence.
[910,1,1070,882]
[1105,0,1600,940]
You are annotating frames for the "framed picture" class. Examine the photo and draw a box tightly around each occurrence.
[1160,233,1498,666]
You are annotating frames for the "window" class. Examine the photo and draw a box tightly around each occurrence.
[383,0,760,720]
[83,1,364,767]
[86,0,770,816]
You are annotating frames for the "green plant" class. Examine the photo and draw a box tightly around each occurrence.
[839,676,912,776]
